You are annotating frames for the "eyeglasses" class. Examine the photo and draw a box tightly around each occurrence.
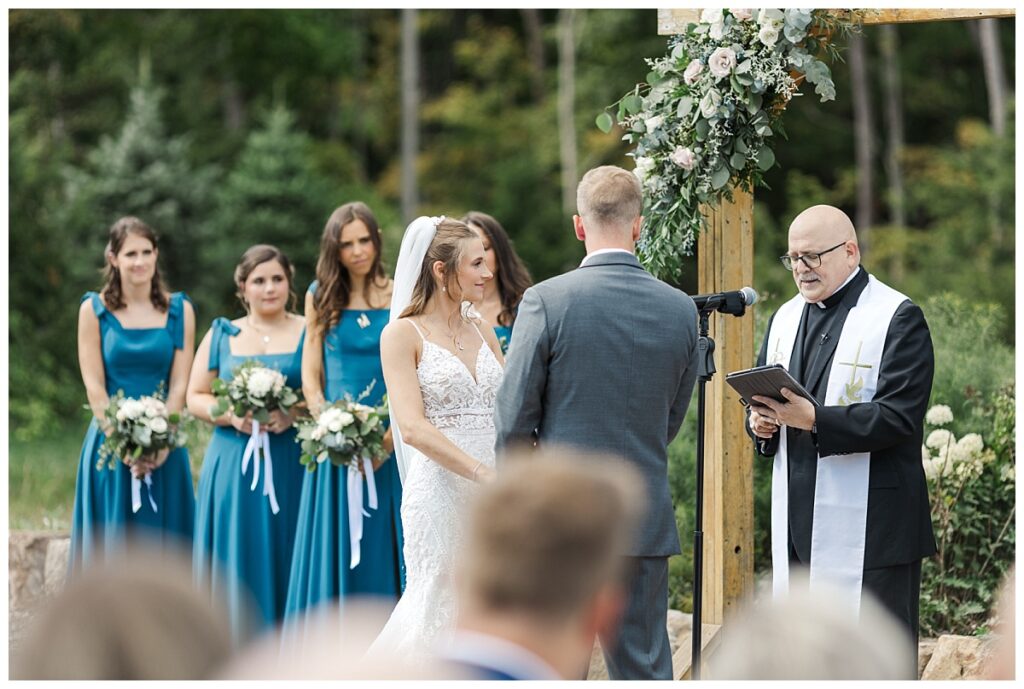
[779,241,847,271]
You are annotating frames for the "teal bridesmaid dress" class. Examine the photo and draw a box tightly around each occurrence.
[68,292,196,575]
[283,282,405,639]
[493,324,513,356]
[192,318,308,644]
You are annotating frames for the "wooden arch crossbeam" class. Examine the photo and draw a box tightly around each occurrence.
[657,7,1016,680]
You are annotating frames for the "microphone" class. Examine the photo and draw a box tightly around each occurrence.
[692,287,759,316]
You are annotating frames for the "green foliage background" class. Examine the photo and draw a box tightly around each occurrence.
[8,9,1015,637]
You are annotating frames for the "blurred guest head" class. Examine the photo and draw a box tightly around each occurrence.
[445,448,643,680]
[461,211,532,327]
[712,573,914,680]
[13,548,231,680]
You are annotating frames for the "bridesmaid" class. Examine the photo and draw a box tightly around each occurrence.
[284,202,404,638]
[461,211,532,354]
[188,245,307,644]
[69,216,196,575]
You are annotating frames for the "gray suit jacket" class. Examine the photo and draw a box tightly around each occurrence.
[494,251,699,556]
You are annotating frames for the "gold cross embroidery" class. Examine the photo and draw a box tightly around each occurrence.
[769,338,786,366]
[837,340,873,405]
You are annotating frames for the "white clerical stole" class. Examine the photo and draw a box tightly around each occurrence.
[766,275,909,614]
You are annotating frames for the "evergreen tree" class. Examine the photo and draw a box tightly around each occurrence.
[199,106,333,320]
[61,83,217,300]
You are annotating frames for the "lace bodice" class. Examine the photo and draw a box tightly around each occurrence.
[371,323,501,661]
[417,339,503,432]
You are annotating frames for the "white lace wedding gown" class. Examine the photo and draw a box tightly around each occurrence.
[371,322,501,657]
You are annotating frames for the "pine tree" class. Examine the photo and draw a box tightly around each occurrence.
[61,83,217,300]
[199,106,332,320]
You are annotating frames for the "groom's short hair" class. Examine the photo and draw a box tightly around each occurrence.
[459,448,642,623]
[576,165,643,231]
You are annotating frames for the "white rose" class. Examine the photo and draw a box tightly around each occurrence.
[311,426,326,441]
[338,411,355,428]
[324,410,345,434]
[683,59,704,85]
[757,8,784,28]
[925,429,953,451]
[670,146,698,170]
[925,404,954,426]
[644,115,664,132]
[633,156,655,180]
[729,8,753,21]
[700,8,723,25]
[758,24,779,48]
[121,400,146,420]
[708,20,726,41]
[148,416,168,434]
[708,47,737,79]
[246,369,275,398]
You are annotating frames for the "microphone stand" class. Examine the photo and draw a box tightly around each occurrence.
[691,304,715,680]
[690,291,750,680]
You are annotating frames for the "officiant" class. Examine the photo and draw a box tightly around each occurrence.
[746,205,936,671]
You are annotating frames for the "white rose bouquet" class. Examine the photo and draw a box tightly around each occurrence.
[295,395,389,472]
[210,359,299,424]
[96,389,188,472]
[295,383,390,570]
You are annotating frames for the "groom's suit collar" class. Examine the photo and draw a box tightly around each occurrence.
[579,249,643,270]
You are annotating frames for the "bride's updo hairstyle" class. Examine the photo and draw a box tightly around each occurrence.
[399,218,478,319]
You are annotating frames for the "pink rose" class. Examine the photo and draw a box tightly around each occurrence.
[708,47,737,79]
[670,146,697,171]
[683,59,704,85]
[729,8,753,21]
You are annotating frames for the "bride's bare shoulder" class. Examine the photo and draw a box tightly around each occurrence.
[382,318,421,347]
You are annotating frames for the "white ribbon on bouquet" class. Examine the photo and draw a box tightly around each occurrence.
[130,473,158,513]
[347,455,379,569]
[241,419,280,515]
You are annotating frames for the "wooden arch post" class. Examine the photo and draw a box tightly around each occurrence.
[657,7,1016,680]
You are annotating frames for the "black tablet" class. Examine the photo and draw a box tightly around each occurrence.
[725,364,818,407]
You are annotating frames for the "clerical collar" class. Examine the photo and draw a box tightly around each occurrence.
[814,266,862,309]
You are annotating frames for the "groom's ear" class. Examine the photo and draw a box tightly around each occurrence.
[573,215,586,242]
[631,216,643,242]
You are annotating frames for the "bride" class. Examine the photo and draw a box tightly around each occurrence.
[371,216,503,656]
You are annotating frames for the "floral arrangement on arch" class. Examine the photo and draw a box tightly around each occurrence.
[598,8,856,280]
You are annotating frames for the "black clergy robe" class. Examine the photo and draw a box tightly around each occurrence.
[749,267,937,571]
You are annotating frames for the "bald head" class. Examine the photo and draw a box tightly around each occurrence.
[785,205,860,303]
[789,205,857,246]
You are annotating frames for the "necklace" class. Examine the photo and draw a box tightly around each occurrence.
[446,323,466,351]
[246,316,273,345]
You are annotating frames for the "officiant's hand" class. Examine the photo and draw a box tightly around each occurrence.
[748,406,780,438]
[752,388,815,432]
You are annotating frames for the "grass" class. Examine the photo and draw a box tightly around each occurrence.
[9,421,212,531]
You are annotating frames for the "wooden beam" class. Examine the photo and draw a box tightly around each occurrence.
[853,8,1015,25]
[672,623,723,680]
[658,8,1015,35]
[695,190,756,630]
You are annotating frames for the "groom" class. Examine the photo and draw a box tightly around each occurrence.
[495,165,699,680]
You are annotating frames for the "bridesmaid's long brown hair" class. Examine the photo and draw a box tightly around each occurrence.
[100,216,170,312]
[462,211,532,327]
[312,202,388,335]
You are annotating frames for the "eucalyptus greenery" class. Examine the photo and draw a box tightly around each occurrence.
[599,9,855,280]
